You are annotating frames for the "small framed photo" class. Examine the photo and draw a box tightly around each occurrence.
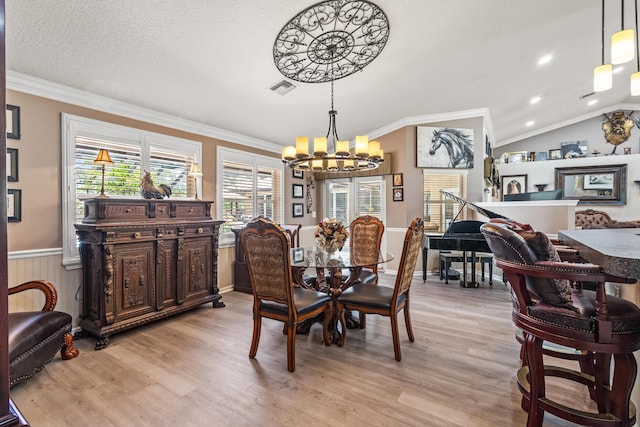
[507,151,528,163]
[7,189,21,222]
[392,173,403,187]
[501,174,528,199]
[291,247,305,264]
[393,188,404,202]
[292,183,304,198]
[7,148,18,182]
[292,203,304,217]
[534,152,547,161]
[549,148,562,160]
[292,169,304,179]
[6,105,20,140]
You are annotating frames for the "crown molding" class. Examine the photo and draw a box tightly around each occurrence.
[366,108,494,142]
[6,71,283,154]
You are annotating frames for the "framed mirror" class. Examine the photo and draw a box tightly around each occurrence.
[554,164,627,205]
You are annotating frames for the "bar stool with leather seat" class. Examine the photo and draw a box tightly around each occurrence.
[480,221,640,427]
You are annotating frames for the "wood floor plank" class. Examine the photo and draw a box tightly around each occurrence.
[10,274,590,426]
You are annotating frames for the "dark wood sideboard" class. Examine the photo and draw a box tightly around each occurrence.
[75,198,224,349]
[232,224,301,294]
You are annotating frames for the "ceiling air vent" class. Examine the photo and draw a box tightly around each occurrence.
[270,80,296,96]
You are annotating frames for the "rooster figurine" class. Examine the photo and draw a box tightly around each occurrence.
[140,171,172,199]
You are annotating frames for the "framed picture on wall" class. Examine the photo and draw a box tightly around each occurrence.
[7,189,21,222]
[292,169,304,179]
[292,183,304,198]
[292,203,304,218]
[416,126,474,168]
[549,148,562,160]
[7,148,18,182]
[501,174,528,199]
[6,105,20,140]
[393,188,404,202]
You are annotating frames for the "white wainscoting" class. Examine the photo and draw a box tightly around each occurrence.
[8,248,83,324]
[8,247,236,329]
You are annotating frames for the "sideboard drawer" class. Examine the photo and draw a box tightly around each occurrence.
[112,228,156,242]
[174,202,209,219]
[184,225,214,237]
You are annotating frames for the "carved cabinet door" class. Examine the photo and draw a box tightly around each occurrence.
[113,242,155,322]
[180,237,213,303]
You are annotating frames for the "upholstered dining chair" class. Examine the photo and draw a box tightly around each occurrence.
[337,218,424,361]
[9,280,79,387]
[480,220,640,427]
[349,215,385,285]
[240,216,333,372]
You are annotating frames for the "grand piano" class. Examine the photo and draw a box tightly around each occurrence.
[422,191,507,287]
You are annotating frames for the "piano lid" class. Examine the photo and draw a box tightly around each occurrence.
[440,191,508,231]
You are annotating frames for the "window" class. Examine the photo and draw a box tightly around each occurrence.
[62,114,202,267]
[423,172,467,231]
[217,146,283,244]
[323,176,386,244]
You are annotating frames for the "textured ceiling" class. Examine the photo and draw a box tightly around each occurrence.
[6,0,640,149]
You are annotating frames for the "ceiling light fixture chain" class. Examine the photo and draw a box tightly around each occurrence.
[276,1,388,173]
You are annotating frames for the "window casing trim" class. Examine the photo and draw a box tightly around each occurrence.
[216,145,284,246]
[61,113,202,268]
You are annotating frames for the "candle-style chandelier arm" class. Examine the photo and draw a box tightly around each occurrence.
[276,1,388,173]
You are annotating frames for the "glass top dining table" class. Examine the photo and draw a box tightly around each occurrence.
[290,246,394,294]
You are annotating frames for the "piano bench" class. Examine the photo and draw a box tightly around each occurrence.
[439,252,493,286]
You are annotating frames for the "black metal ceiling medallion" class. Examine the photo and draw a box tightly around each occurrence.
[273,0,390,83]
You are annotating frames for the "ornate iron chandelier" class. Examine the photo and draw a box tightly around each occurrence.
[274,0,389,172]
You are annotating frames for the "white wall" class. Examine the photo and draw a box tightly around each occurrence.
[495,114,640,222]
[496,153,640,222]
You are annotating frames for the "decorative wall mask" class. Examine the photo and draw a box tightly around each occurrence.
[602,111,640,154]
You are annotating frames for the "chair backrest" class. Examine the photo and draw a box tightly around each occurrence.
[575,209,612,229]
[240,217,293,306]
[279,224,301,248]
[350,215,384,271]
[480,220,573,308]
[393,218,425,297]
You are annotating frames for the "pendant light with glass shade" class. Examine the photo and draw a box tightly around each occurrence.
[595,0,613,92]
[631,0,640,95]
[612,0,636,64]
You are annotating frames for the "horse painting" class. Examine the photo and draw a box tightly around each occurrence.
[416,126,475,168]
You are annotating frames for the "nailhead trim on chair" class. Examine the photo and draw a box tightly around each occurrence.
[9,324,69,386]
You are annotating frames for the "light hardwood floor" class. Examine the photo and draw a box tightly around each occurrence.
[11,274,594,426]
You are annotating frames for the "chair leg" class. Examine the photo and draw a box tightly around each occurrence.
[609,352,637,426]
[403,303,414,343]
[524,333,545,427]
[390,313,402,361]
[286,320,296,372]
[359,312,366,329]
[249,314,262,359]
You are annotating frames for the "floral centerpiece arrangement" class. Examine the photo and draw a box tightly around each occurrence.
[314,218,349,253]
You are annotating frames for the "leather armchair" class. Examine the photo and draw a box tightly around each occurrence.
[8,280,78,387]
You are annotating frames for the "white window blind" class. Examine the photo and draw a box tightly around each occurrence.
[217,147,283,241]
[423,173,468,232]
[354,178,384,219]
